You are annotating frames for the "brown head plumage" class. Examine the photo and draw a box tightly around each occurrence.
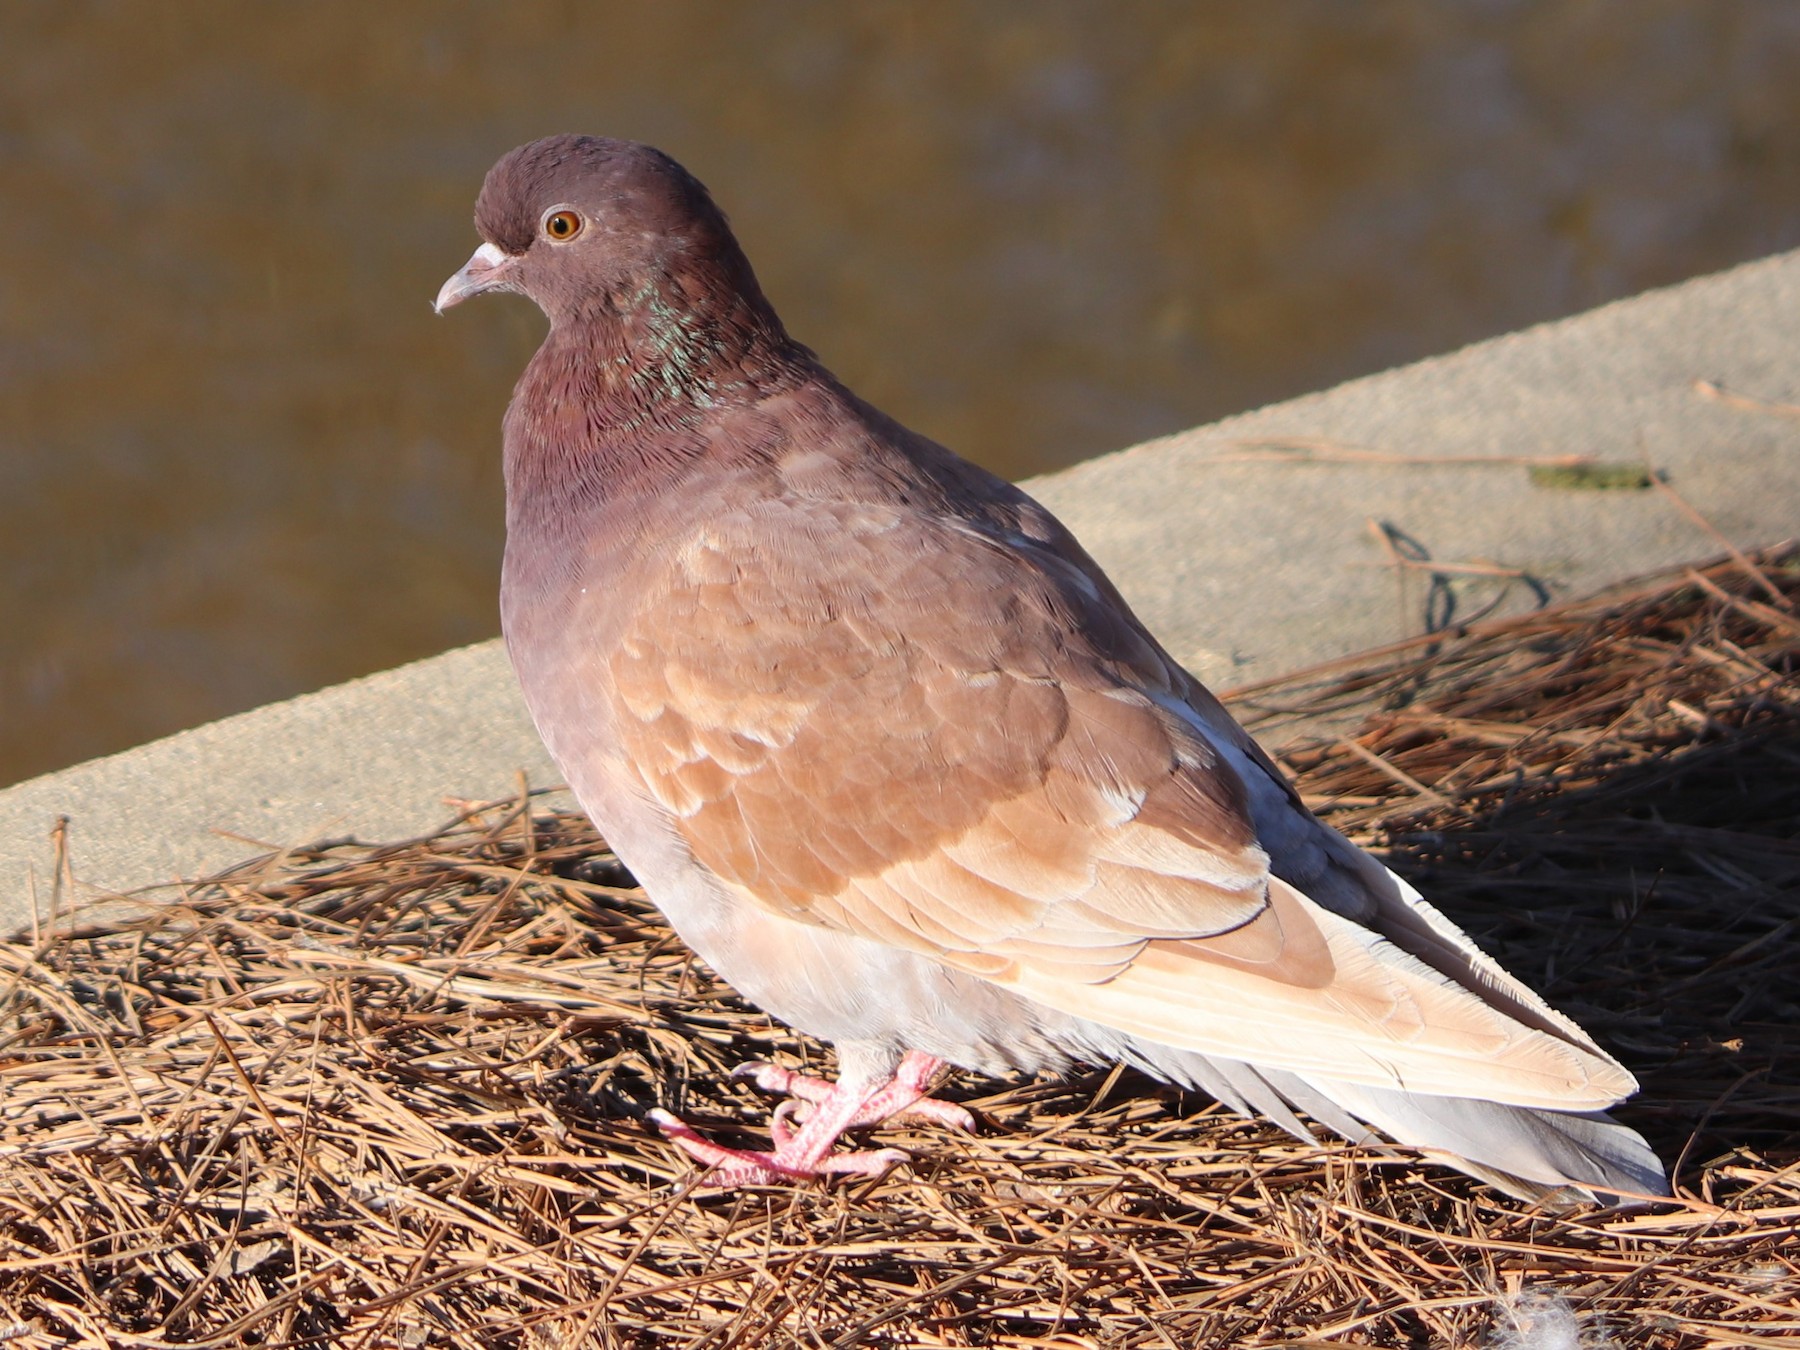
[438,134,778,336]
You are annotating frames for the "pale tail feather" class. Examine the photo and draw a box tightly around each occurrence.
[1111,1039,1667,1204]
[1300,1071,1669,1203]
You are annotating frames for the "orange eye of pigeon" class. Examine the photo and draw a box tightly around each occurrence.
[544,209,583,241]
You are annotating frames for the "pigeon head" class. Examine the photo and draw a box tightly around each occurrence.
[435,134,775,336]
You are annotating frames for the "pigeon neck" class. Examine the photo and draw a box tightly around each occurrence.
[504,273,804,511]
[568,262,795,410]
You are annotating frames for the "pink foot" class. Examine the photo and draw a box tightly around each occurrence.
[734,1055,976,1134]
[648,1108,908,1186]
[651,1051,970,1187]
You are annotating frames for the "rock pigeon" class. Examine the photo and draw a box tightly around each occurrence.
[436,134,1667,1202]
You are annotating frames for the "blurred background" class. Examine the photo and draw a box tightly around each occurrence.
[4,1,1799,788]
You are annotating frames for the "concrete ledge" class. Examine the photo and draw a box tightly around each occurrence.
[1027,247,1800,687]
[4,248,1798,927]
[0,642,562,920]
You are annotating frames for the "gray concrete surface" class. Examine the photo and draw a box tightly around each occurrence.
[4,247,1798,929]
[0,642,563,927]
[1028,247,1800,689]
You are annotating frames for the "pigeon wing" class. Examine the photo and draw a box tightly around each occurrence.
[609,487,1634,1111]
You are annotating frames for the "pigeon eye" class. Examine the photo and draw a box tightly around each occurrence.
[543,209,584,241]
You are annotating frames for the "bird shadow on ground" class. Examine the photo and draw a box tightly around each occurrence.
[1371,719,1800,1184]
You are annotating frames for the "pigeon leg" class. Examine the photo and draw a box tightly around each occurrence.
[735,1050,976,1132]
[649,1052,967,1186]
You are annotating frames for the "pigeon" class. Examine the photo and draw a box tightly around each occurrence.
[436,134,1667,1203]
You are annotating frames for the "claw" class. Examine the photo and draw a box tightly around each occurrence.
[769,1099,803,1148]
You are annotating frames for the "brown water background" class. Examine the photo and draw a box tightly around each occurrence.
[4,2,1799,788]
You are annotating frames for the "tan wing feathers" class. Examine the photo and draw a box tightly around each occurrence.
[692,726,766,775]
[1002,879,1636,1109]
[622,604,1269,962]
[1071,865,1262,939]
[1345,855,1612,1057]
[655,752,735,818]
[941,789,1097,902]
[610,494,1634,1111]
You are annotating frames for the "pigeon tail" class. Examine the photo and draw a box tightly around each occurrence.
[1118,1040,1667,1205]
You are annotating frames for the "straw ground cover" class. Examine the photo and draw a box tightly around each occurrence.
[1,547,1796,1348]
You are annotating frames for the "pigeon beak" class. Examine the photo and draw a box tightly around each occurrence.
[435,242,518,314]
